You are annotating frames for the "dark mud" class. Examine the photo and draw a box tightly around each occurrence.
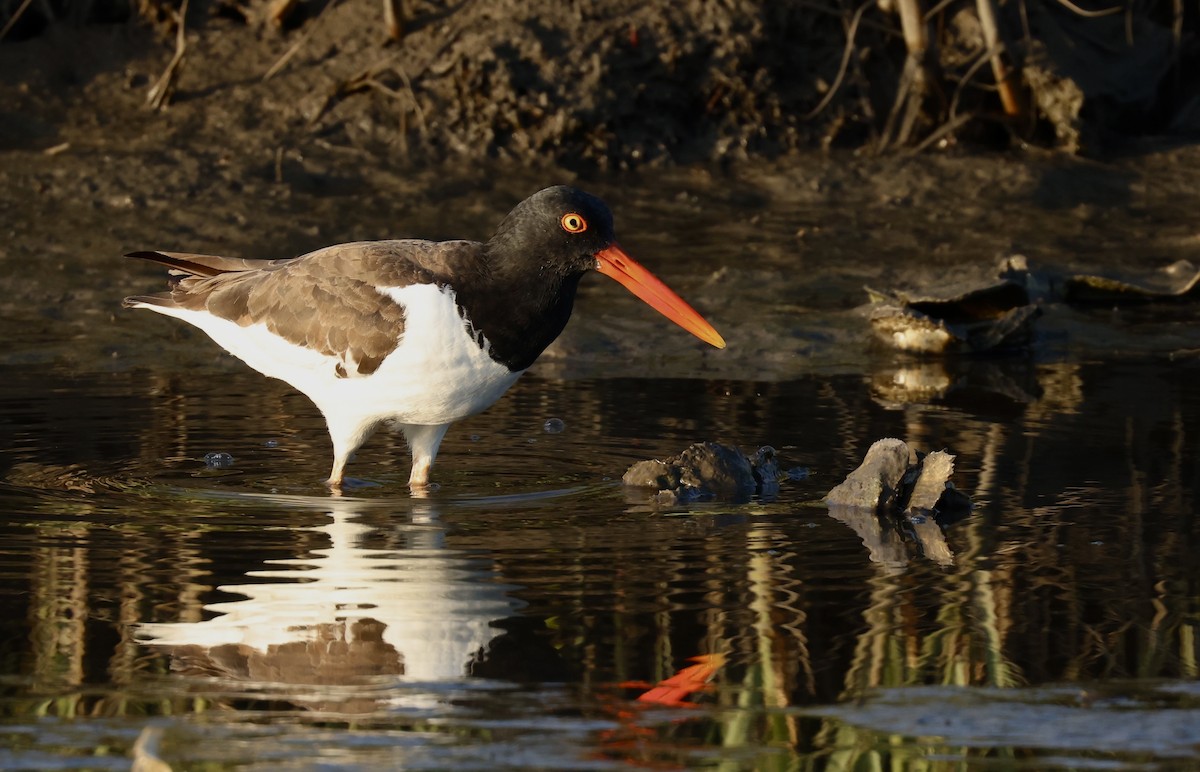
[3,0,1199,169]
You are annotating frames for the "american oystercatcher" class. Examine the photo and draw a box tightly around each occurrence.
[124,186,725,489]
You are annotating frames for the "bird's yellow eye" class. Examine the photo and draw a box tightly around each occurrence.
[560,212,587,233]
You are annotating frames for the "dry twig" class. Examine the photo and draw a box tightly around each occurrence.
[146,0,188,110]
[976,0,1026,120]
[307,58,395,126]
[803,0,873,121]
[264,0,341,81]
[879,0,934,149]
[948,38,1002,120]
[1051,0,1122,18]
[0,0,36,40]
[905,111,973,154]
[266,0,298,28]
[382,0,404,40]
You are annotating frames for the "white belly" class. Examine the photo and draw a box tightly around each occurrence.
[136,284,523,426]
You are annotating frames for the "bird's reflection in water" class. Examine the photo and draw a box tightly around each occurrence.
[138,496,524,712]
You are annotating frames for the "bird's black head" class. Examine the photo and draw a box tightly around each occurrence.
[469,184,725,370]
[487,186,616,277]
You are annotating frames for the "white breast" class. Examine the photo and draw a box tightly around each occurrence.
[365,283,523,423]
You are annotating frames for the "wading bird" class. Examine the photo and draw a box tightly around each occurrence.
[124,186,725,489]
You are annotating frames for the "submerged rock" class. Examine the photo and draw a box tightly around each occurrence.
[865,275,1040,354]
[1064,260,1200,303]
[623,442,779,504]
[203,451,236,470]
[1002,257,1200,305]
[867,253,1200,356]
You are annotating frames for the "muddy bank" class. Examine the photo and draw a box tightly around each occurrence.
[2,0,1198,170]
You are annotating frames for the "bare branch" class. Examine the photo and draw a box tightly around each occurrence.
[264,0,342,81]
[1052,0,1122,18]
[0,0,37,41]
[146,0,188,110]
[803,0,874,121]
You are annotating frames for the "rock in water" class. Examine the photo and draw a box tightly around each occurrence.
[906,450,955,511]
[623,442,770,503]
[825,438,911,510]
[864,261,1040,354]
[825,440,971,519]
[826,440,972,567]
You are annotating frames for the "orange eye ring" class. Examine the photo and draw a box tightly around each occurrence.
[560,213,588,233]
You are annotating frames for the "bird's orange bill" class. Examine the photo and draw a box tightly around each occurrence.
[595,244,726,349]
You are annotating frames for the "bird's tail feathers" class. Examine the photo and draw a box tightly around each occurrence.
[125,250,273,277]
[122,294,176,309]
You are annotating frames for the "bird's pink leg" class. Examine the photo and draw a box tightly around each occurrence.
[324,416,380,489]
[326,461,346,489]
[403,423,450,489]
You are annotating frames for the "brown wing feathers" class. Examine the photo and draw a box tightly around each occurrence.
[123,244,437,376]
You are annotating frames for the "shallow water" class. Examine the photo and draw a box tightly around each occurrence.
[4,153,1200,769]
[4,356,1200,769]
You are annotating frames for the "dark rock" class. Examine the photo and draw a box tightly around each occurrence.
[825,438,910,511]
[1002,255,1200,306]
[623,441,772,503]
[751,445,780,498]
[825,440,972,520]
[906,450,954,511]
[865,274,1040,354]
[1062,260,1200,305]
